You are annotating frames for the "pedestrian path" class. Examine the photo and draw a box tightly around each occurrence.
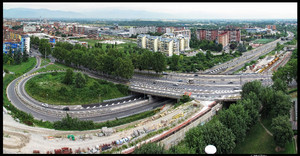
[259,117,273,136]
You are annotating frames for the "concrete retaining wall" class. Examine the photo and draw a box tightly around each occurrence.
[159,103,222,149]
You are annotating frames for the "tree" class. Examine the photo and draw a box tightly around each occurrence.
[237,98,260,127]
[185,120,236,154]
[14,51,22,65]
[270,91,292,118]
[237,43,246,52]
[241,80,263,99]
[271,115,294,148]
[133,142,166,154]
[218,103,250,143]
[229,42,237,50]
[62,69,74,85]
[75,72,86,88]
[170,54,180,71]
[152,52,166,73]
[22,50,29,62]
[167,144,196,154]
[140,50,153,71]
[247,46,253,50]
[113,57,134,79]
[272,78,288,94]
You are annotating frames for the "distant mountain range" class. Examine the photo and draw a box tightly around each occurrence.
[3,8,175,19]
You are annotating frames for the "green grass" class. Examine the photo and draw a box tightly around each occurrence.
[261,117,274,134]
[3,57,36,75]
[73,38,102,47]
[3,58,38,126]
[232,121,277,154]
[25,72,128,105]
[253,39,276,44]
[277,137,297,154]
[233,118,297,154]
[73,38,137,50]
[35,62,73,73]
[40,58,51,67]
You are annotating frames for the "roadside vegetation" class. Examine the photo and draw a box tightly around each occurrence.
[25,71,128,105]
[133,75,296,154]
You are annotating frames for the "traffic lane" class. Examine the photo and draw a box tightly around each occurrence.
[82,99,173,122]
[7,78,61,121]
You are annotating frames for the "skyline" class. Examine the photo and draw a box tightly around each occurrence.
[3,2,298,19]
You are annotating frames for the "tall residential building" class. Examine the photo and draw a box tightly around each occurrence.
[218,32,229,48]
[147,36,159,52]
[159,38,174,56]
[196,29,240,48]
[137,33,189,56]
[266,25,276,30]
[137,34,149,49]
[173,29,191,39]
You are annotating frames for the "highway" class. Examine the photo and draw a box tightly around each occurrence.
[6,56,172,122]
[203,31,294,75]
[6,31,294,122]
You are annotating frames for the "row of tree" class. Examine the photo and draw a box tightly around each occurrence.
[3,48,29,65]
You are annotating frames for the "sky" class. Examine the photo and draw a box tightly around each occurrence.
[3,2,298,19]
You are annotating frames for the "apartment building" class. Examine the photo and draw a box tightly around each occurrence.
[137,33,189,56]
[196,29,241,48]
[173,29,191,39]
[147,36,159,52]
[266,25,276,30]
[159,38,174,56]
[217,32,229,48]
[137,34,149,49]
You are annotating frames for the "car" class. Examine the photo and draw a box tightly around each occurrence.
[178,80,183,82]
[228,82,233,84]
[173,83,179,86]
[63,107,70,111]
[233,87,239,90]
[212,81,215,83]
[35,66,38,68]
[162,72,168,75]
[194,74,198,77]
[153,81,156,84]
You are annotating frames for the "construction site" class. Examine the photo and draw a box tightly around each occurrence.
[3,99,221,154]
[241,46,294,74]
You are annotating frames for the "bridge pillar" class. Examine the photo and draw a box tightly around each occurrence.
[147,95,153,102]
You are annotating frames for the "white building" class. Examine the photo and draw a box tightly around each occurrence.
[23,25,36,32]
[137,33,190,56]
